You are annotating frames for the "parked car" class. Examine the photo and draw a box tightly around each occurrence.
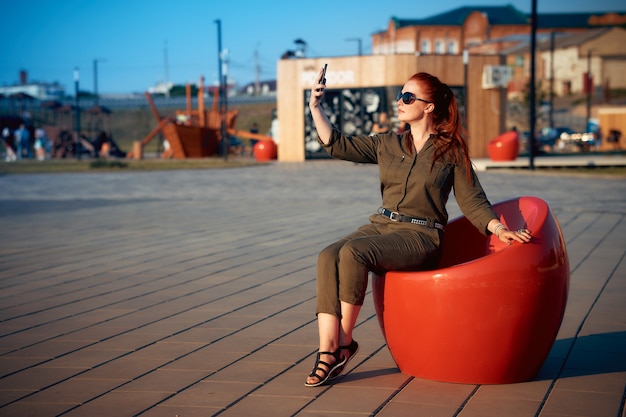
[537,126,598,153]
[558,131,597,151]
[535,126,574,153]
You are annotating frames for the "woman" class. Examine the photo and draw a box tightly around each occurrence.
[305,70,532,387]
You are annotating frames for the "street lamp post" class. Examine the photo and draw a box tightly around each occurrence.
[586,49,592,132]
[463,49,469,130]
[74,67,81,160]
[215,19,228,160]
[549,32,555,129]
[221,48,230,160]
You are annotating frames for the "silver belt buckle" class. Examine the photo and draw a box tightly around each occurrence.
[389,211,400,221]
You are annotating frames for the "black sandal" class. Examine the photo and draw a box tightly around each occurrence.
[329,339,359,380]
[304,349,346,387]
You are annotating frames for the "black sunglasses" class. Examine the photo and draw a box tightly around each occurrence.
[396,91,432,105]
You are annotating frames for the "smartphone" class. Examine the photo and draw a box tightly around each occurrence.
[321,64,327,84]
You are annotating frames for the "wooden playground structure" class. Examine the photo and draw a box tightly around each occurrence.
[128,76,273,159]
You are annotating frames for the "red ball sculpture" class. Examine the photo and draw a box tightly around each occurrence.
[253,140,278,161]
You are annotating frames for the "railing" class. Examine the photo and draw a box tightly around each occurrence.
[0,94,586,132]
[0,94,277,112]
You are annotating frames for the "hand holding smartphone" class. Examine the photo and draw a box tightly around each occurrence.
[315,64,327,92]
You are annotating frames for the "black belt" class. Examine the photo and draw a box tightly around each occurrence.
[378,208,444,230]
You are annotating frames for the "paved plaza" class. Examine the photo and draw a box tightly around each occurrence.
[0,159,624,416]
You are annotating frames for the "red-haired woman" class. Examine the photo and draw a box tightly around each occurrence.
[304,70,532,387]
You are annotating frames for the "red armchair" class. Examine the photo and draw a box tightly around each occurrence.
[372,196,569,384]
[487,130,520,161]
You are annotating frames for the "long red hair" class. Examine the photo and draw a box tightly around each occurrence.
[406,72,473,182]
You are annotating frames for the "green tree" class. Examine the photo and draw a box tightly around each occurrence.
[169,84,198,97]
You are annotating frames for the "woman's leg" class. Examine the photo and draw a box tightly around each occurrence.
[339,301,360,346]
[305,312,340,385]
[307,225,380,385]
[315,224,381,317]
[305,302,362,385]
[308,224,438,384]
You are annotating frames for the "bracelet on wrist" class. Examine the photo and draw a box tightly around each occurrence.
[493,223,507,238]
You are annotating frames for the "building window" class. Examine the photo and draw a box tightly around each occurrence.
[421,40,431,54]
[435,40,444,54]
[447,41,457,54]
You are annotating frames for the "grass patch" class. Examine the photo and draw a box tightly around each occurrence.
[2,156,624,177]
[0,157,263,175]
[90,160,129,169]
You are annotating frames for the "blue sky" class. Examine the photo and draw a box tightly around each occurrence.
[1,0,623,95]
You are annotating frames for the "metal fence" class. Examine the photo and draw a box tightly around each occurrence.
[0,94,277,112]
[1,93,587,133]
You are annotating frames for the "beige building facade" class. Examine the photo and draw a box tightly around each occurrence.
[372,7,626,97]
[502,27,626,98]
[276,54,504,162]
[275,7,626,162]
[539,27,626,96]
[373,10,530,55]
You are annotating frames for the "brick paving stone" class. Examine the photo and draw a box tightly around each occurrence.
[0,159,624,416]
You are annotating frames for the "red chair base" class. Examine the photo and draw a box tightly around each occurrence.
[372,196,569,384]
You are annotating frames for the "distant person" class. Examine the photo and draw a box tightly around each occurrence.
[607,129,622,150]
[15,124,32,159]
[229,136,244,156]
[269,109,279,145]
[34,128,50,161]
[249,122,259,156]
[370,112,391,134]
[2,127,16,162]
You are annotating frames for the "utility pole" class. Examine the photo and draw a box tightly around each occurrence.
[586,49,592,132]
[164,41,170,97]
[221,48,230,157]
[346,38,362,56]
[254,47,261,95]
[529,0,537,170]
[463,49,469,131]
[74,67,81,160]
[93,60,98,107]
[549,32,555,129]
[93,59,105,107]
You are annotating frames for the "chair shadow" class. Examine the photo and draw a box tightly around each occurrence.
[535,331,626,380]
[340,331,626,384]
